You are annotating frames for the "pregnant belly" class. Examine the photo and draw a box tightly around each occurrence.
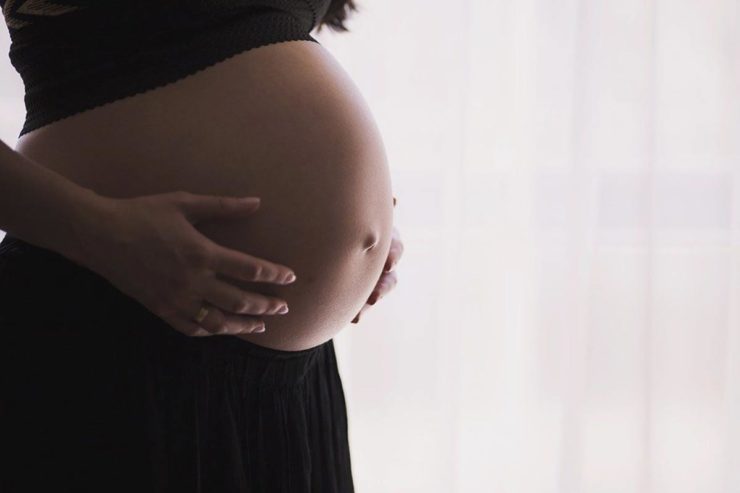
[14,40,395,351]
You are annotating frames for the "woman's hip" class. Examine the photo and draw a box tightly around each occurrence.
[0,234,353,492]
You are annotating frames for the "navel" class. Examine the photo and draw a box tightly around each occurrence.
[362,232,379,252]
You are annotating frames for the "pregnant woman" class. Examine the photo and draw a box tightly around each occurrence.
[0,0,403,491]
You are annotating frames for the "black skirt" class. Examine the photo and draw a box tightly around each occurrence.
[0,234,354,493]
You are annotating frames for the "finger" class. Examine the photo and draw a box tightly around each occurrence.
[384,235,404,272]
[179,193,261,223]
[368,271,398,305]
[205,240,297,285]
[188,303,266,335]
[384,248,401,272]
[199,276,289,316]
[220,312,267,334]
[166,314,213,337]
[351,303,371,324]
[187,302,231,335]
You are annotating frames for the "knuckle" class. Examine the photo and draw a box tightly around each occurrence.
[231,298,250,314]
[165,274,189,296]
[236,316,261,331]
[184,245,210,267]
[260,303,274,314]
[247,263,262,280]
[180,271,201,294]
[189,326,208,337]
[172,190,191,204]
[208,311,227,332]
[168,282,189,300]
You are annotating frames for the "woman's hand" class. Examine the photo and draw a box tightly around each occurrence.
[351,197,403,324]
[73,191,297,338]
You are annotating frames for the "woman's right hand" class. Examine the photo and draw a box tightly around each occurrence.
[73,191,296,338]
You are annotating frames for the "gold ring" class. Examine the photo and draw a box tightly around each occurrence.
[195,305,209,323]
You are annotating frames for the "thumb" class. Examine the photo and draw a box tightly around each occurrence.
[179,194,261,223]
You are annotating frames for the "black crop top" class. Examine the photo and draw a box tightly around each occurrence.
[1,0,331,137]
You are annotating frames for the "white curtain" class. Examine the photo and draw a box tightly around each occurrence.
[3,1,740,491]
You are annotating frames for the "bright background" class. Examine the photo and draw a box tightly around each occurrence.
[3,1,740,492]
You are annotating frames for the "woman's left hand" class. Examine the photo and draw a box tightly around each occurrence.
[352,197,403,324]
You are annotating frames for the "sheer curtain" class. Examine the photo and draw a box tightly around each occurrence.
[2,1,740,491]
[316,1,740,492]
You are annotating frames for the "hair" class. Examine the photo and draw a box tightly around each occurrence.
[316,0,358,32]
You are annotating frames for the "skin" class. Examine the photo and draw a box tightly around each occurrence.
[351,217,403,323]
[14,40,403,351]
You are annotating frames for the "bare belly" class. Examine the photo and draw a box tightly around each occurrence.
[13,40,395,351]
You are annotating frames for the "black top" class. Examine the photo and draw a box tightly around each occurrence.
[1,0,331,137]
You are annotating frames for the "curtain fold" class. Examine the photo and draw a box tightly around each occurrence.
[318,1,740,491]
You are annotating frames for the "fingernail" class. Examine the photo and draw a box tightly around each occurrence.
[284,272,296,283]
[277,305,289,314]
[254,324,266,333]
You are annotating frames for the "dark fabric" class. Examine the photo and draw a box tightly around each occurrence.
[0,234,354,493]
[0,0,332,137]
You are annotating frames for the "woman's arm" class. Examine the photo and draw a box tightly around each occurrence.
[0,137,297,337]
[0,138,110,261]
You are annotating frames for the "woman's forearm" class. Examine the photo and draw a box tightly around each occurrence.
[0,138,113,261]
